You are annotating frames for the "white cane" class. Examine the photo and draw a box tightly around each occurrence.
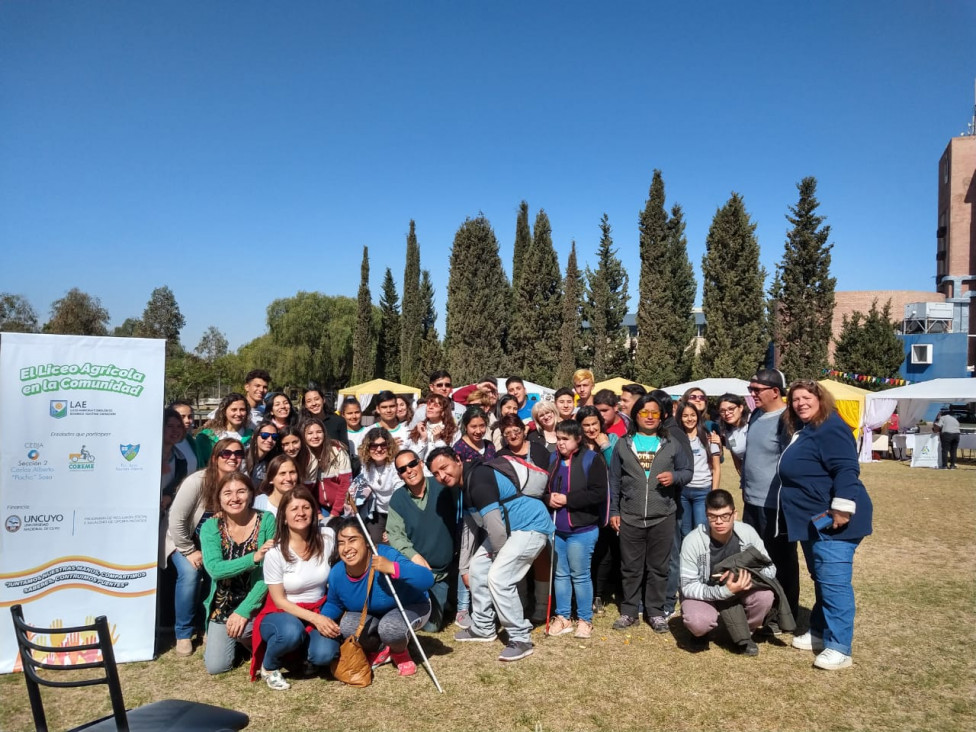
[346,495,445,693]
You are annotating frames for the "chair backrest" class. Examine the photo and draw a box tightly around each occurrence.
[9,604,129,732]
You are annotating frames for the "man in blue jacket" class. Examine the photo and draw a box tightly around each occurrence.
[428,446,554,662]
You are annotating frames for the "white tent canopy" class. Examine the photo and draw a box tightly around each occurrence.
[661,378,751,399]
[865,378,976,428]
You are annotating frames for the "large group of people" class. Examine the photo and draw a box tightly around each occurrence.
[158,365,874,689]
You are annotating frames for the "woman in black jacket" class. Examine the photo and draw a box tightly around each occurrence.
[544,420,609,640]
[496,414,551,468]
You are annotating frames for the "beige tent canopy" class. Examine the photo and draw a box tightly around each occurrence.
[338,378,421,399]
[593,377,654,395]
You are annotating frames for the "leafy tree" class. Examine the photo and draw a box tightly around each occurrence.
[584,214,630,379]
[0,293,39,333]
[195,326,229,364]
[444,215,510,384]
[164,351,209,404]
[511,200,532,291]
[139,285,186,354]
[400,220,422,387]
[697,193,767,379]
[833,299,905,386]
[352,246,374,384]
[418,269,445,382]
[556,242,584,387]
[112,318,142,337]
[663,204,698,383]
[376,268,401,381]
[508,209,562,385]
[43,288,110,336]
[773,177,836,379]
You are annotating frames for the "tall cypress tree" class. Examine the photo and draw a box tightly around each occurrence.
[417,269,445,382]
[400,220,422,387]
[584,214,630,380]
[351,246,374,383]
[444,215,510,383]
[556,242,583,386]
[376,268,401,381]
[773,177,836,380]
[634,170,673,386]
[511,200,532,292]
[698,194,767,379]
[508,209,563,385]
[664,204,697,382]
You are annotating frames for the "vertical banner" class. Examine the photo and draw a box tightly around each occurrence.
[0,333,165,672]
[910,433,941,469]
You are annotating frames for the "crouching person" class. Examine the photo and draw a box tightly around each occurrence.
[386,450,459,631]
[428,446,554,663]
[679,490,792,656]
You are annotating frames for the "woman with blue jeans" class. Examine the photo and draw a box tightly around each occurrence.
[778,380,873,671]
[677,400,720,537]
[545,420,609,639]
[165,437,245,656]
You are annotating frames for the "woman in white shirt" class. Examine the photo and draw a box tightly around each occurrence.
[252,486,337,691]
[253,455,299,517]
[677,400,721,538]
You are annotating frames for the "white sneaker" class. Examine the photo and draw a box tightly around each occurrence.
[261,667,291,690]
[813,648,852,670]
[791,631,825,652]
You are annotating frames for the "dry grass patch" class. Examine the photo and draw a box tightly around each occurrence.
[1,461,974,731]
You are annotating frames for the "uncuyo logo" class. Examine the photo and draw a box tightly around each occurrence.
[50,400,68,419]
[119,444,140,462]
[68,445,96,470]
[5,516,22,533]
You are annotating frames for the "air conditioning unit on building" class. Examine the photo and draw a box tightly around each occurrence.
[910,344,933,365]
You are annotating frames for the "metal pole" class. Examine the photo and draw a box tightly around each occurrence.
[346,497,444,693]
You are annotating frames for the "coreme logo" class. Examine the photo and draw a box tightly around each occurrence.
[119,444,140,462]
[50,400,68,419]
[5,516,22,533]
[68,446,95,470]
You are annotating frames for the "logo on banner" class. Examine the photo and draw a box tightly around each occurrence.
[27,449,40,461]
[120,444,140,462]
[50,400,68,418]
[68,446,96,470]
[5,516,22,533]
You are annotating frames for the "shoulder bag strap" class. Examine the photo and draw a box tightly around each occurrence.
[352,565,375,640]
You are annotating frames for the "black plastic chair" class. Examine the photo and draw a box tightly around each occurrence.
[10,604,249,731]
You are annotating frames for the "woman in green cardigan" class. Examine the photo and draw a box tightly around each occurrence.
[200,472,276,674]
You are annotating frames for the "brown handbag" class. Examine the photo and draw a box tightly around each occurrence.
[329,566,375,687]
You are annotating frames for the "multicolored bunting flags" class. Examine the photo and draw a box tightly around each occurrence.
[822,369,910,387]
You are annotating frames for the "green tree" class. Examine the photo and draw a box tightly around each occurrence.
[556,242,584,387]
[195,326,229,364]
[112,318,142,337]
[0,293,39,333]
[139,285,186,354]
[508,209,562,385]
[400,220,422,387]
[833,299,905,386]
[584,214,630,380]
[511,200,532,291]
[43,288,110,336]
[773,177,836,379]
[164,351,209,404]
[697,194,767,379]
[418,269,445,382]
[444,215,510,383]
[376,268,401,381]
[663,203,698,383]
[352,246,374,384]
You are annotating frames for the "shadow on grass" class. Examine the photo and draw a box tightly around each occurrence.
[416,635,454,658]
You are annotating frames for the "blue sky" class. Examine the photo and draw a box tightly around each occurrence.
[2,1,973,351]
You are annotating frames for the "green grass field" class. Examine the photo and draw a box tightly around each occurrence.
[2,460,974,731]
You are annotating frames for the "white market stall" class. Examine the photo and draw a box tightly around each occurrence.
[661,378,751,399]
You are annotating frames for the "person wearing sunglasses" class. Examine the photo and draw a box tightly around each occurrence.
[678,489,780,656]
[164,437,245,656]
[245,420,281,485]
[355,427,404,546]
[385,449,460,632]
[608,393,692,633]
[740,368,800,633]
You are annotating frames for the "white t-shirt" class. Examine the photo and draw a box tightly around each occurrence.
[347,427,367,454]
[253,493,276,516]
[688,435,720,490]
[724,425,748,459]
[263,527,336,604]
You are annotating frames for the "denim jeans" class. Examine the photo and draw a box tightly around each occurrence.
[258,612,338,671]
[800,532,862,656]
[170,551,204,641]
[203,618,253,675]
[553,527,599,622]
[456,569,470,612]
[469,530,548,643]
[680,488,709,538]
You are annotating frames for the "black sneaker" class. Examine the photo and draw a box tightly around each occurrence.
[498,641,534,662]
[648,616,669,634]
[593,597,606,615]
[612,614,638,630]
[737,639,759,656]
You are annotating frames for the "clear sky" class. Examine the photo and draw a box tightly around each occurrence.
[2,1,973,351]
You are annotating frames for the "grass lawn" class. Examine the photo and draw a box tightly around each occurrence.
[2,460,974,731]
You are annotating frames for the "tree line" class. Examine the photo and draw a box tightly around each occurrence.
[1,173,905,400]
